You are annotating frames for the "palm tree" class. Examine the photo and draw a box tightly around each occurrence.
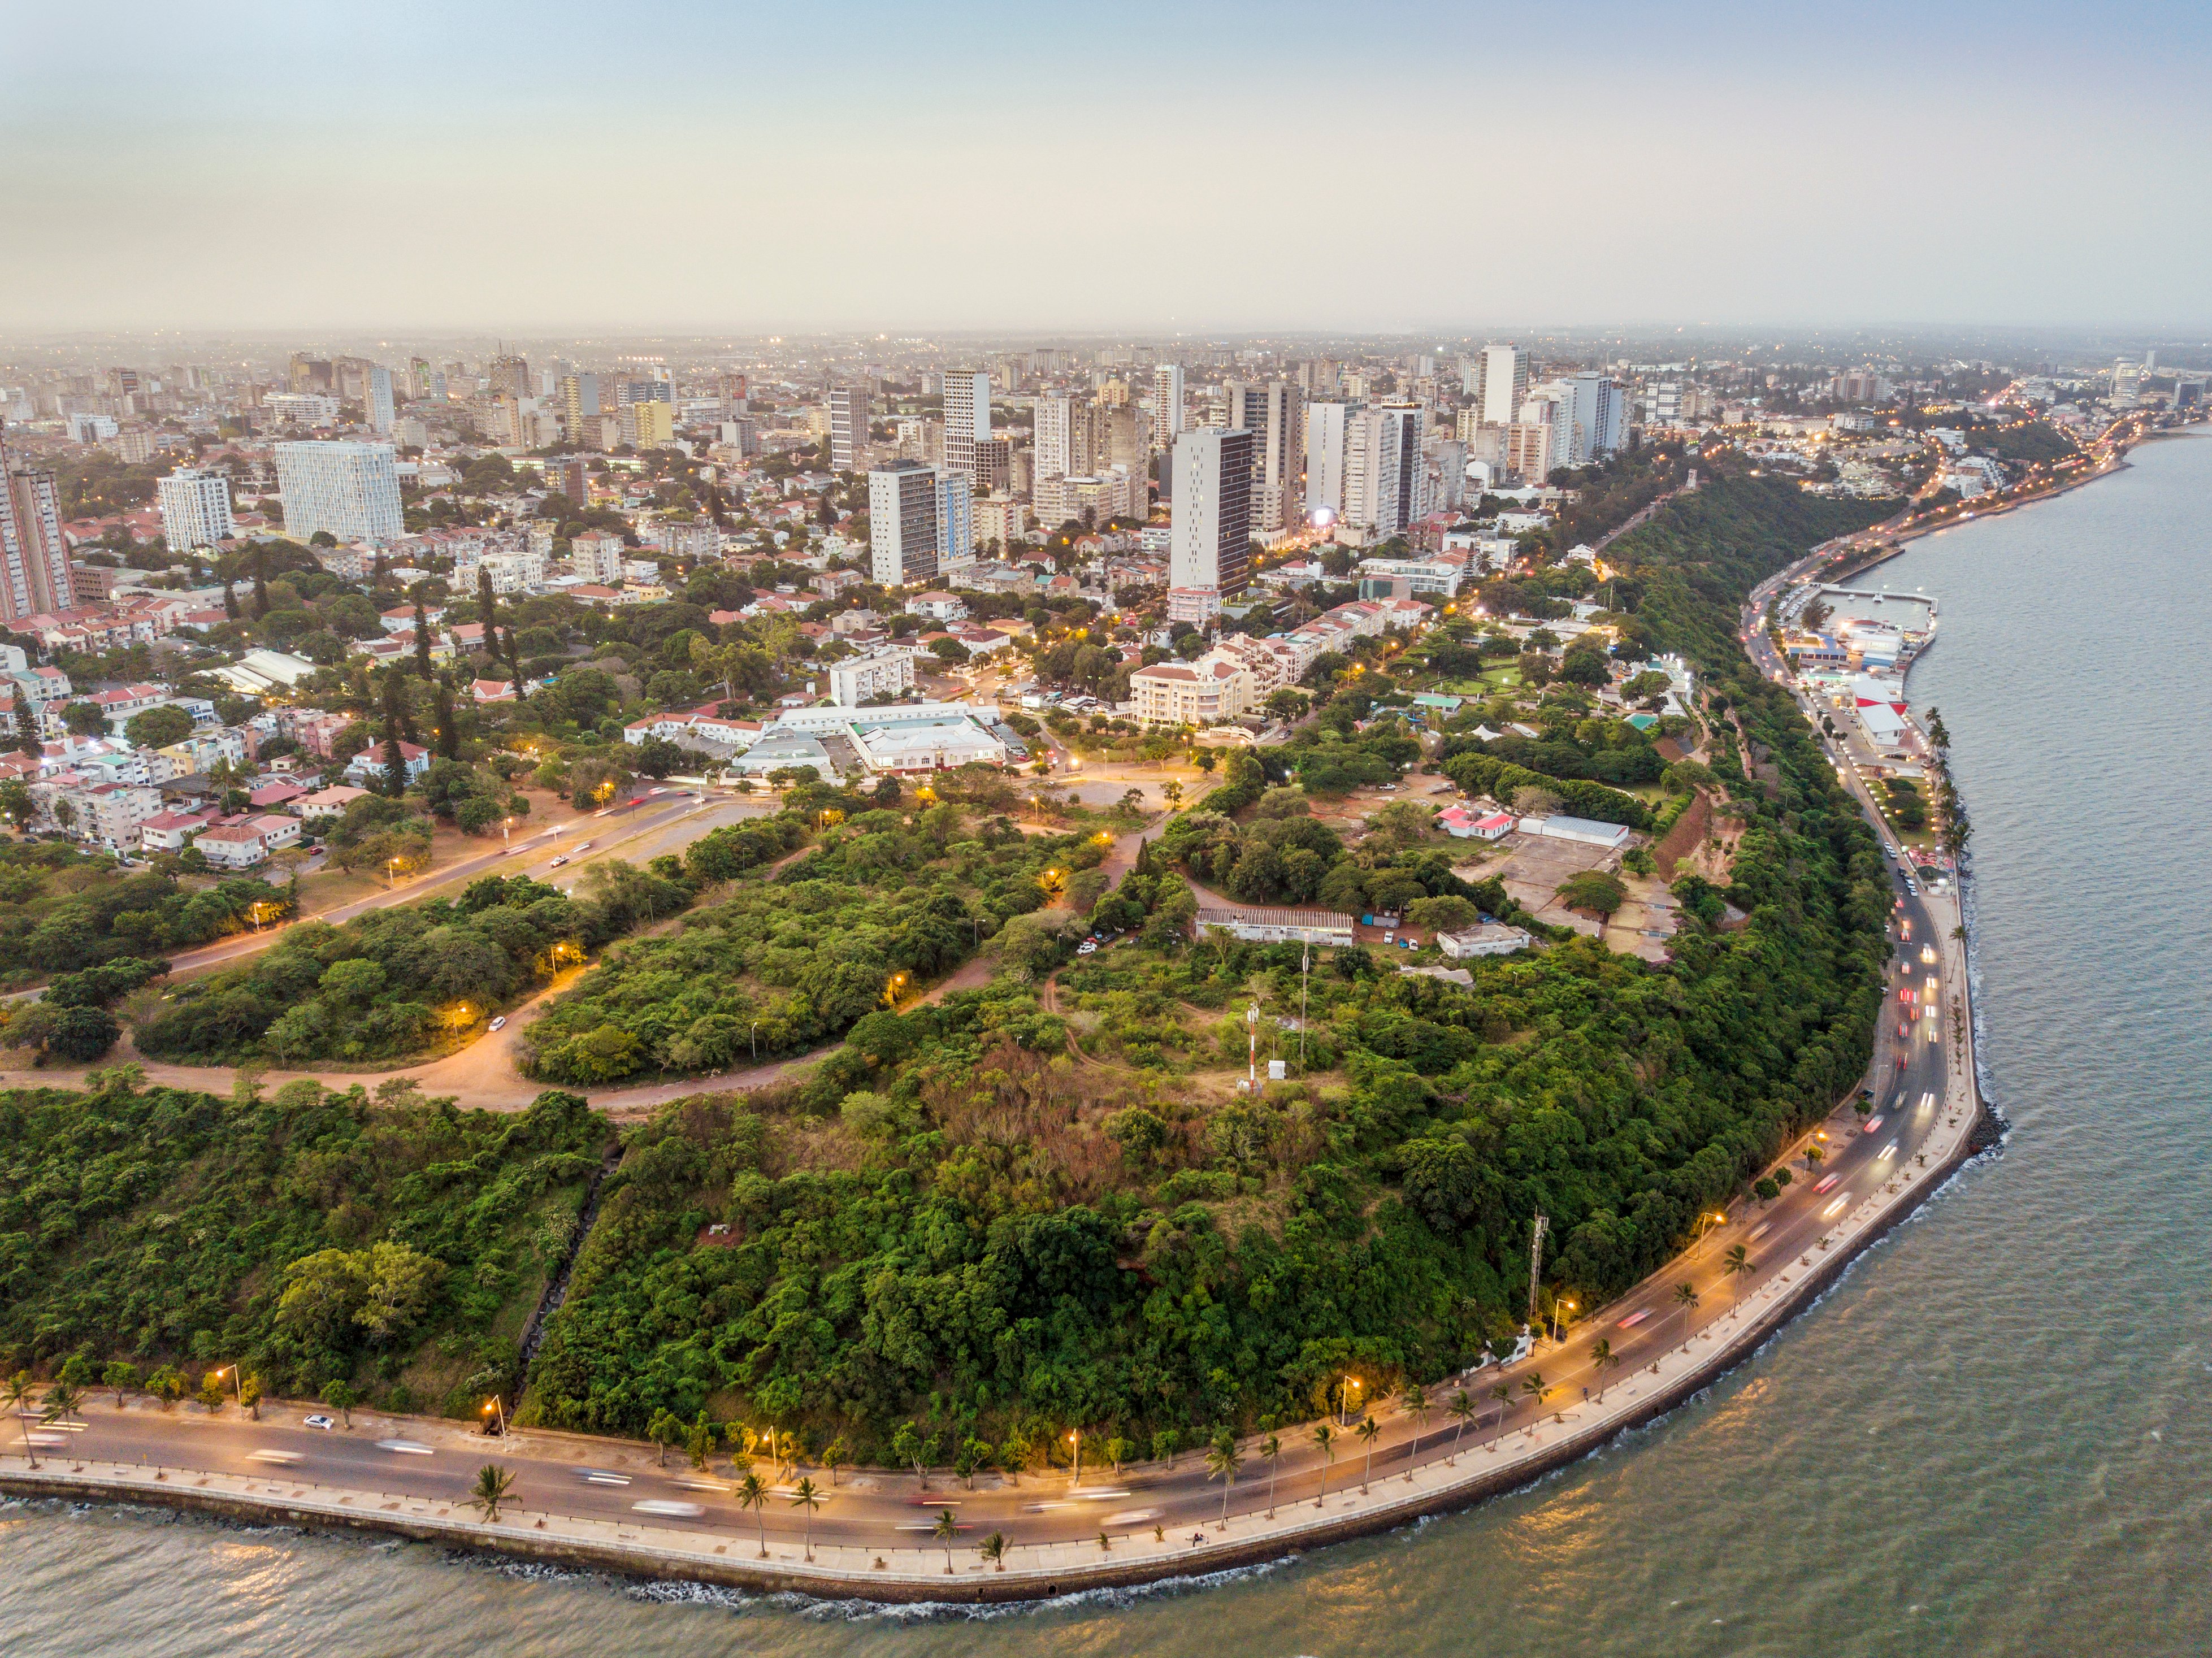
[736,1471,770,1559]
[978,1530,1008,1573]
[1259,1433,1282,1517]
[1721,1244,1754,1316]
[1446,1390,1476,1462]
[1355,1417,1381,1492]
[1310,1422,1336,1507]
[1673,1281,1702,1349]
[788,1476,822,1562]
[1591,1338,1622,1403]
[1401,1384,1429,1481]
[469,1462,515,1524]
[40,1382,84,1432]
[3,1371,40,1469]
[1519,1374,1549,1417]
[1204,1434,1243,1530]
[931,1507,960,1575]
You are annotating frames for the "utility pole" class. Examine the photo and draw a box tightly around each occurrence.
[1246,1002,1259,1088]
[1298,931,1311,1073]
[1526,1213,1549,1329]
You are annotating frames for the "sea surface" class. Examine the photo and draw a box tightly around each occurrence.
[8,433,2212,1656]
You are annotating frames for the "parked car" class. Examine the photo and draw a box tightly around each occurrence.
[489,1016,506,1032]
[302,1414,335,1431]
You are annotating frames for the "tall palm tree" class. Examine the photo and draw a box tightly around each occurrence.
[736,1471,770,1559]
[788,1477,822,1562]
[1446,1390,1476,1462]
[1519,1374,1549,1418]
[3,1371,40,1469]
[978,1530,1008,1573]
[469,1462,515,1524]
[1673,1281,1702,1349]
[1487,1381,1513,1445]
[1310,1422,1335,1508]
[932,1508,960,1575]
[1355,1417,1381,1492]
[1204,1434,1243,1530]
[1721,1244,1754,1316]
[1259,1433,1282,1517]
[1401,1384,1430,1481]
[1591,1339,1622,1404]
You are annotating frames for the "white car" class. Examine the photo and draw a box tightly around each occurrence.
[489,1016,506,1032]
[1077,941,1097,956]
[302,1414,335,1430]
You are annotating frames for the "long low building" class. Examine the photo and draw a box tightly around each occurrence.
[1195,905,1356,946]
[1515,814,1633,850]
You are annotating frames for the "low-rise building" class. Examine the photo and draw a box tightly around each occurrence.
[1129,654,1255,726]
[1437,922,1534,958]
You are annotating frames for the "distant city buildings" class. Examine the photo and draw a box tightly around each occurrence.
[274,440,404,544]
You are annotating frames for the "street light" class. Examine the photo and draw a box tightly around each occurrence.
[1552,1298,1577,1345]
[1067,1428,1081,1487]
[483,1395,508,1436]
[1342,1375,1361,1426]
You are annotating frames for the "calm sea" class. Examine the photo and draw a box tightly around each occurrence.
[8,433,2212,1656]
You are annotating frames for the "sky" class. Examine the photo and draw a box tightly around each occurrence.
[4,0,2209,335]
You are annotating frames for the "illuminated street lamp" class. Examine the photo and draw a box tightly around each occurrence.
[1067,1428,1081,1488]
[1341,1374,1362,1426]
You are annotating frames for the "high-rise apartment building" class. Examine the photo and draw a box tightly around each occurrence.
[1225,381,1302,533]
[942,371,990,481]
[543,455,591,509]
[973,438,1012,495]
[1503,420,1554,484]
[274,441,404,544]
[0,431,76,620]
[828,383,869,471]
[407,357,432,400]
[487,354,531,400]
[366,365,395,434]
[288,354,333,394]
[1344,404,1426,541]
[1151,364,1184,446]
[868,461,943,588]
[1480,345,1529,428]
[156,467,236,550]
[1170,428,1255,597]
[560,373,602,441]
[1034,393,1075,479]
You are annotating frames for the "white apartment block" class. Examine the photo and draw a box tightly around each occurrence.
[828,648,916,707]
[1129,653,1256,726]
[157,467,236,549]
[275,441,403,544]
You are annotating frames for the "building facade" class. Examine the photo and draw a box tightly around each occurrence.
[156,467,236,550]
[274,441,404,544]
[1169,427,1255,597]
[0,435,76,622]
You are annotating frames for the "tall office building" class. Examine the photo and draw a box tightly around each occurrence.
[1480,345,1529,428]
[560,373,602,441]
[487,354,531,399]
[366,365,395,434]
[942,371,990,481]
[1503,420,1554,484]
[936,469,974,570]
[1343,404,1426,541]
[1225,380,1302,533]
[0,430,76,620]
[407,357,433,400]
[1169,428,1255,597]
[868,461,943,587]
[828,383,869,471]
[275,440,404,544]
[156,467,236,550]
[1304,401,1351,522]
[1151,363,1185,446]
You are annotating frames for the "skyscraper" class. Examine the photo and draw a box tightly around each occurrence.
[869,460,942,587]
[488,354,531,400]
[366,365,395,434]
[543,455,590,510]
[1480,345,1528,428]
[0,429,75,620]
[156,467,237,550]
[561,373,601,441]
[942,371,990,481]
[1344,404,1426,541]
[1304,401,1351,522]
[1034,393,1075,480]
[275,441,404,544]
[1152,363,1185,446]
[1170,428,1255,597]
[1225,381,1302,533]
[828,383,869,471]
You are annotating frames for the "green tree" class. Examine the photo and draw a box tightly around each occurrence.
[1721,1243,1753,1316]
[736,1470,770,1557]
[1310,1422,1335,1508]
[1590,1338,1621,1404]
[0,778,32,831]
[647,1407,682,1468]
[124,705,195,750]
[1672,1281,1701,1349]
[1355,1415,1381,1492]
[41,1381,85,1430]
[240,1373,264,1419]
[788,1475,823,1562]
[931,1507,960,1575]
[821,1435,849,1487]
[978,1529,1008,1572]
[1446,1390,1475,1461]
[101,1361,140,1408]
[1259,1431,1282,1517]
[1204,1431,1243,1529]
[197,1370,226,1412]
[3,1371,40,1468]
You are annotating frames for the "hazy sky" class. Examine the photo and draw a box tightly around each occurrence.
[5,0,2207,334]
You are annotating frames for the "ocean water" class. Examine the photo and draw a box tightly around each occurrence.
[7,433,2212,1657]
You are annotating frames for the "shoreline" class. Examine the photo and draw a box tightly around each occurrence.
[0,479,2049,1603]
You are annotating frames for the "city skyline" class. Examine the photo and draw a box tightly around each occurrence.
[6,1,2209,335]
